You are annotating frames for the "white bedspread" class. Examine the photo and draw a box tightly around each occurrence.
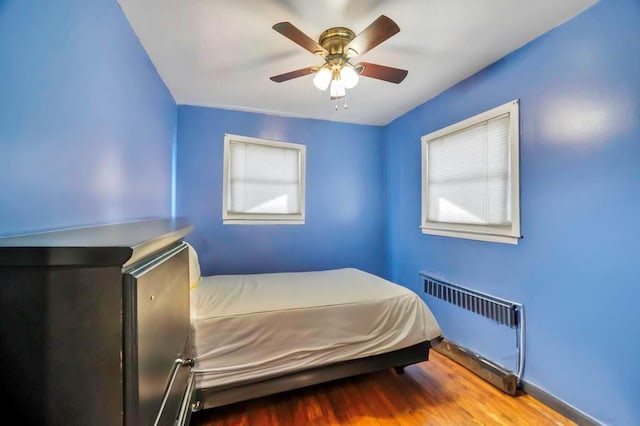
[190,268,441,389]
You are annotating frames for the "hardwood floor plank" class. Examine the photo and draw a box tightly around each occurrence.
[190,351,574,426]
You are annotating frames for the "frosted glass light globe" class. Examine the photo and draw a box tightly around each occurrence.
[340,66,359,89]
[330,79,346,99]
[313,68,332,91]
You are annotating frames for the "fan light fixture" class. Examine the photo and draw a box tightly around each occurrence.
[270,16,408,110]
[313,65,359,99]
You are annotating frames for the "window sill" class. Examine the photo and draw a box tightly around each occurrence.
[223,219,305,225]
[420,227,520,245]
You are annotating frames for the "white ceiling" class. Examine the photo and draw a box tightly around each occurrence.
[117,0,597,126]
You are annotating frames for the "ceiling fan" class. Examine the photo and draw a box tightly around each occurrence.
[270,15,408,105]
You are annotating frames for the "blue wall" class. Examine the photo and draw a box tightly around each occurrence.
[383,0,639,424]
[176,105,385,276]
[3,0,637,423]
[0,0,176,236]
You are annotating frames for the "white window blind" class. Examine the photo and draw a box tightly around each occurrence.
[421,100,520,244]
[223,134,305,224]
[427,114,510,225]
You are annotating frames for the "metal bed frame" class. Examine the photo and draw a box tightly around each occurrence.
[193,339,440,411]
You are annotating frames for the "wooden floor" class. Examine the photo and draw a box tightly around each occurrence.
[190,351,574,426]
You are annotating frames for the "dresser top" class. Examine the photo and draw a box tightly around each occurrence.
[0,218,193,267]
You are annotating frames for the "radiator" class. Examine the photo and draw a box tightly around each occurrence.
[420,272,525,385]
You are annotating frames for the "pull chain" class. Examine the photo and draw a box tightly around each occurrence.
[333,95,348,111]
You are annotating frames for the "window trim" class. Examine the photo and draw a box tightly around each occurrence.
[420,100,521,244]
[222,133,306,225]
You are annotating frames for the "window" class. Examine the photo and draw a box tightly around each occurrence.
[421,100,520,244]
[223,134,306,224]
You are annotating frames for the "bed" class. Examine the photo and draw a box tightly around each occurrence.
[186,246,442,411]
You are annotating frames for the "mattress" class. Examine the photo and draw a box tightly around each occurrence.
[190,268,441,389]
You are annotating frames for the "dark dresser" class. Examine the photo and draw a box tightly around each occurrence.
[0,218,196,426]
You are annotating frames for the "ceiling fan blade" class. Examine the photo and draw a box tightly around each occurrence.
[273,22,328,57]
[344,15,400,57]
[270,66,317,83]
[356,62,408,84]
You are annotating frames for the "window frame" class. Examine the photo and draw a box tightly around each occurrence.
[222,133,306,225]
[420,100,521,244]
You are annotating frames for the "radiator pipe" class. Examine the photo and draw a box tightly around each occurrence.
[515,303,526,384]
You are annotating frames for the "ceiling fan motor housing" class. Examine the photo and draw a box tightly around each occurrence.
[319,27,356,59]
